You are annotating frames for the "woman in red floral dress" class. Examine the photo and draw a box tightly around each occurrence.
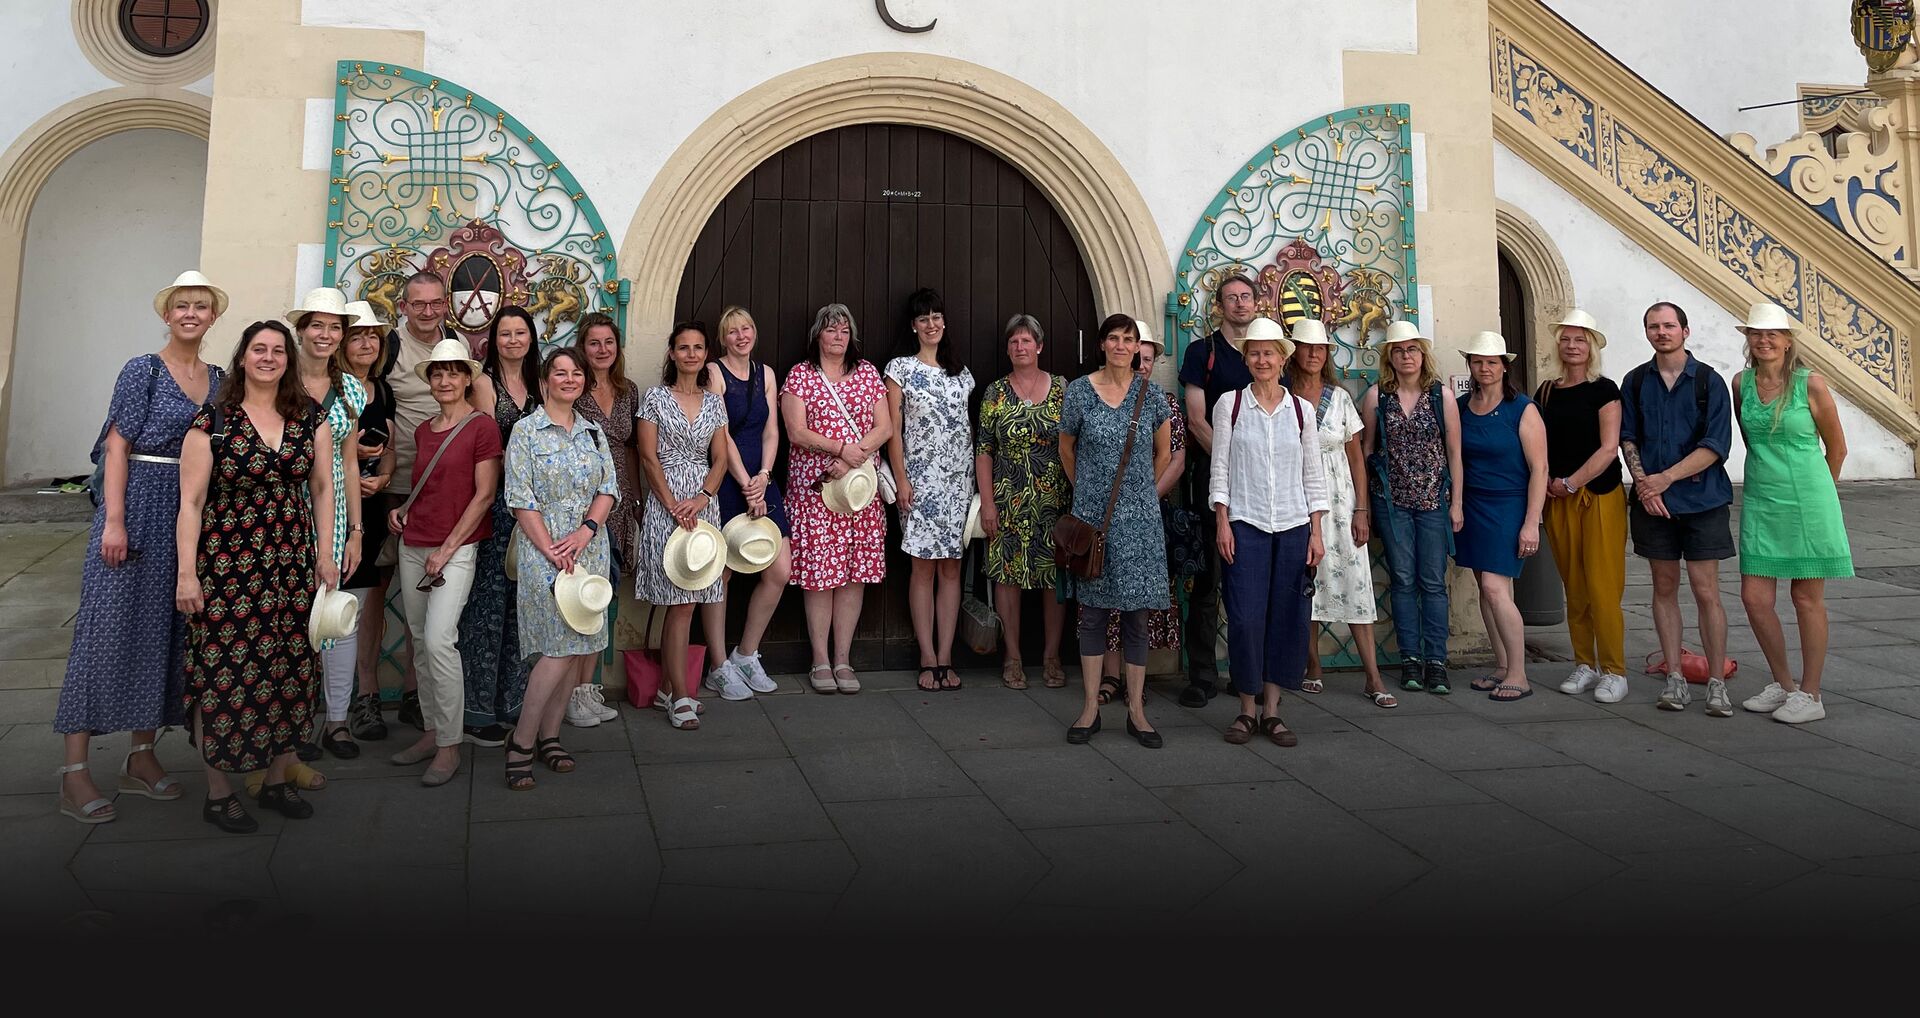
[780,303,894,694]
[176,321,338,834]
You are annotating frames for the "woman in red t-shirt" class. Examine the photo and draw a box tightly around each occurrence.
[386,339,501,786]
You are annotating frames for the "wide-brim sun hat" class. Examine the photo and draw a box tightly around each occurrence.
[1376,320,1431,348]
[1737,302,1801,337]
[1240,316,1294,361]
[962,493,985,545]
[554,568,613,636]
[153,270,229,319]
[308,584,361,651]
[1289,319,1332,346]
[664,519,728,591]
[504,536,521,582]
[1552,309,1608,350]
[343,299,387,330]
[286,287,350,325]
[415,337,483,382]
[722,515,781,574]
[1459,331,1517,361]
[822,460,878,515]
[1134,318,1160,350]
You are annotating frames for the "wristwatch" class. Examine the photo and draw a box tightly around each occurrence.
[700,488,716,499]
[582,519,600,534]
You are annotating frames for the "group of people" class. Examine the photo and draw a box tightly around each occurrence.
[52,265,1854,830]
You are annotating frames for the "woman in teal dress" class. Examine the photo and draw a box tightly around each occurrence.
[1732,304,1851,726]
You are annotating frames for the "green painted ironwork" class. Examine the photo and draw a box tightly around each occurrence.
[323,61,623,355]
[1169,105,1420,672]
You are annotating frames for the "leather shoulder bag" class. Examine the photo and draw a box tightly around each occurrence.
[1052,379,1148,580]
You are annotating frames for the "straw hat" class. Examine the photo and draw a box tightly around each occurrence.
[821,460,878,515]
[1240,316,1294,360]
[1552,309,1607,349]
[962,493,986,545]
[1135,319,1160,350]
[343,299,387,330]
[1737,302,1801,336]
[722,515,782,574]
[286,287,350,325]
[1375,320,1430,348]
[414,337,483,382]
[153,270,229,319]
[504,535,521,582]
[1459,331,1517,361]
[308,584,361,651]
[664,519,727,591]
[554,567,613,636]
[1289,319,1332,346]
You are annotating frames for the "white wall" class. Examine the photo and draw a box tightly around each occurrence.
[300,0,1419,278]
[0,4,119,160]
[1495,141,1914,480]
[7,130,209,483]
[1546,0,1867,145]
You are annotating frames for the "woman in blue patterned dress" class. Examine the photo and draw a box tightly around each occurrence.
[635,323,731,731]
[885,288,975,692]
[1059,314,1173,749]
[290,289,367,761]
[502,348,620,790]
[54,272,226,825]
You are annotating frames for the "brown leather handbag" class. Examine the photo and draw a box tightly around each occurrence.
[1052,381,1148,580]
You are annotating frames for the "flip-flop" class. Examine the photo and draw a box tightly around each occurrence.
[1469,675,1503,692]
[1490,684,1534,702]
[1364,689,1399,709]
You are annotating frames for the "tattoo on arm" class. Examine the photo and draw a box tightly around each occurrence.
[1621,441,1647,483]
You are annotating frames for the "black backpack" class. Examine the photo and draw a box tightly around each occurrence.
[1623,360,1712,450]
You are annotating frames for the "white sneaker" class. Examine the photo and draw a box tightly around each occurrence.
[703,659,754,701]
[1558,664,1599,695]
[1742,681,1791,714]
[1772,690,1826,724]
[1657,673,1691,711]
[734,650,778,694]
[564,686,603,728]
[1593,673,1629,703]
[585,683,619,721]
[1705,678,1733,718]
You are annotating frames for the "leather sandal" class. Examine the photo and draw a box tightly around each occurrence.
[57,762,116,825]
[935,665,961,692]
[1223,714,1257,745]
[668,697,702,730]
[1097,675,1124,705]
[916,667,940,692]
[1001,660,1029,690]
[536,736,578,771]
[117,740,183,801]
[504,739,536,791]
[1042,658,1069,688]
[202,793,257,834]
[1259,715,1299,748]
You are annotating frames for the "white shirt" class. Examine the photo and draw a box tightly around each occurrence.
[1209,385,1330,533]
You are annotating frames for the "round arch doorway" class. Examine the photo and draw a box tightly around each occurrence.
[674,122,1100,673]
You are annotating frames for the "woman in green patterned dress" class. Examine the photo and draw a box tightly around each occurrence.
[974,314,1070,689]
[1732,303,1852,726]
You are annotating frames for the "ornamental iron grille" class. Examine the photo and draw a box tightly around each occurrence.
[1171,105,1418,386]
[1170,105,1419,670]
[323,61,624,357]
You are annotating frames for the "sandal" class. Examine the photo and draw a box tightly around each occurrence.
[936,665,961,692]
[320,725,360,760]
[117,740,183,801]
[1000,660,1029,690]
[1301,677,1325,695]
[536,736,577,771]
[57,762,116,825]
[1469,672,1506,693]
[1097,675,1124,705]
[668,697,702,730]
[1364,688,1400,709]
[1259,715,1299,748]
[1490,684,1535,702]
[652,688,705,714]
[917,667,940,692]
[1042,658,1069,688]
[833,665,862,695]
[1223,714,1257,746]
[504,739,536,791]
[246,760,328,797]
[808,664,837,695]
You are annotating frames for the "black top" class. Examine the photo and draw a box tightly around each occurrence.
[355,374,395,477]
[1177,329,1254,431]
[1536,377,1623,495]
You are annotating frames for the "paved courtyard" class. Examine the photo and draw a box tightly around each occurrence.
[3,482,1920,936]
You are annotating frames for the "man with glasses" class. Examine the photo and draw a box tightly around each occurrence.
[1176,273,1258,707]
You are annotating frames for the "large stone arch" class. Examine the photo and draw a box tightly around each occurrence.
[0,87,212,478]
[620,53,1168,363]
[1495,199,1577,385]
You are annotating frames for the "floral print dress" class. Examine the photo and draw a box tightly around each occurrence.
[457,381,536,727]
[885,356,975,559]
[784,360,889,590]
[575,382,639,571]
[1058,375,1171,611]
[505,407,621,658]
[975,374,1067,588]
[1308,385,1377,624]
[633,386,728,606]
[1107,391,1186,651]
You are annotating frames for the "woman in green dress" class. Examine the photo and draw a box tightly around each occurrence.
[974,314,1070,689]
[1732,303,1851,726]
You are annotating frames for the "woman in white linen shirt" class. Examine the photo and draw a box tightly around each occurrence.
[1210,318,1329,748]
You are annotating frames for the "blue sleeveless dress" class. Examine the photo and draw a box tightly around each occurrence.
[716,360,790,536]
[1455,392,1533,578]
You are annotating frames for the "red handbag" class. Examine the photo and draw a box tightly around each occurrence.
[622,644,706,707]
[1642,648,1739,685]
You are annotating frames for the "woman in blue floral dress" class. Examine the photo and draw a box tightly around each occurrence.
[885,288,975,692]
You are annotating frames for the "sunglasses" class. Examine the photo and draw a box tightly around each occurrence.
[415,572,447,593]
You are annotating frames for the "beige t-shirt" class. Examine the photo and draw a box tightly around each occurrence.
[386,327,443,494]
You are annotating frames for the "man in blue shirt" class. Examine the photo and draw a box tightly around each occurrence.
[1620,301,1735,718]
[1177,273,1256,706]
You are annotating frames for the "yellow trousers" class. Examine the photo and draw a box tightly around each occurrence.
[1543,486,1627,676]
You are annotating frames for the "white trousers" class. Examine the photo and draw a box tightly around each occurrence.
[396,543,477,747]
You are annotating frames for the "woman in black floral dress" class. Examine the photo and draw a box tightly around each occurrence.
[176,321,338,834]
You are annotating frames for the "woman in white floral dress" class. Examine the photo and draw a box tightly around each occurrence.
[885,288,975,692]
[1287,323,1394,708]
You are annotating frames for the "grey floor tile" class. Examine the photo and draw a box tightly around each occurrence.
[275,864,467,935]
[1841,686,1920,719]
[1823,644,1920,690]
[1506,718,1776,792]
[1359,847,1624,933]
[1458,764,1759,855]
[1023,820,1239,912]
[1664,782,1920,861]
[468,813,657,916]
[0,688,58,725]
[1087,725,1286,787]
[659,839,857,894]
[1362,713,1571,771]
[0,605,80,629]
[640,757,835,849]
[950,745,1173,829]
[763,690,925,751]
[1799,702,1920,767]
[824,795,1046,932]
[469,744,649,821]
[1731,745,1920,830]
[0,571,82,605]
[1156,780,1430,878]
[1708,870,1920,936]
[1355,799,1606,865]
[0,626,72,661]
[624,698,790,763]
[1257,729,1491,811]
[72,835,279,898]
[894,686,1086,750]
[1825,852,1920,883]
[793,736,976,802]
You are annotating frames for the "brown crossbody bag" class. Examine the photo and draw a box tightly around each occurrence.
[1052,380,1147,580]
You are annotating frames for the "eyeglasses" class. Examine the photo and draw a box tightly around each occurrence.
[408,299,449,311]
[1221,293,1256,304]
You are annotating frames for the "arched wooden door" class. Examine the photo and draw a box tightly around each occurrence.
[674,123,1100,672]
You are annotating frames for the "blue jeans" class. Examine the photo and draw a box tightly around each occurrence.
[1221,521,1312,696]
[1381,504,1449,663]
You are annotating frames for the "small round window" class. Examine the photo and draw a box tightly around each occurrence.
[118,0,209,58]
